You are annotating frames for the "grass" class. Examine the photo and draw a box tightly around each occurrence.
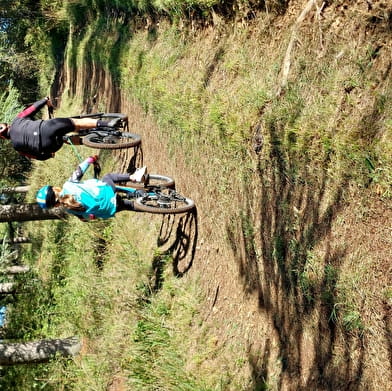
[113,15,390,387]
[3,1,392,389]
[126,274,209,391]
[1,145,223,390]
[117,17,392,199]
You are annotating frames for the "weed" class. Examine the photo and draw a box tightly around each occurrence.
[383,288,392,301]
[342,310,364,333]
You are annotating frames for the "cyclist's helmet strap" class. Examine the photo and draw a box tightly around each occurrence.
[0,124,9,139]
[36,185,57,208]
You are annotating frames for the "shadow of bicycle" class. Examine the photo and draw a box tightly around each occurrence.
[113,144,143,174]
[148,208,198,293]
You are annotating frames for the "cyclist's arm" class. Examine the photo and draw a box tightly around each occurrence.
[16,97,50,119]
[69,156,98,182]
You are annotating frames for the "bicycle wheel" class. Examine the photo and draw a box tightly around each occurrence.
[133,190,195,214]
[82,132,141,149]
[101,113,128,120]
[71,113,104,119]
[129,174,175,190]
[73,113,127,121]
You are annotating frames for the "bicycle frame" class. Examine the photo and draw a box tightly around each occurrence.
[115,185,143,196]
[115,185,158,198]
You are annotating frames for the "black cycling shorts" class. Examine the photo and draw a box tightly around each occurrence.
[40,118,75,153]
[102,173,131,191]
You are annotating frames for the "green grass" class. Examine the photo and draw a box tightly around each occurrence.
[1,146,219,390]
[116,19,392,199]
[126,273,210,391]
[112,15,389,387]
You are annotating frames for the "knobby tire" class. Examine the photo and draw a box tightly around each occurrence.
[130,174,175,190]
[82,132,141,149]
[133,195,195,214]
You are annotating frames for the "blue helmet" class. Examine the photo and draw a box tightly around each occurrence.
[36,186,57,208]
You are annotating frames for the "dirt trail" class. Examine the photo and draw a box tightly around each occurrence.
[56,3,392,387]
[107,96,392,390]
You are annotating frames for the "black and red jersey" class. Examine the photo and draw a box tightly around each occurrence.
[9,98,74,160]
[9,98,52,160]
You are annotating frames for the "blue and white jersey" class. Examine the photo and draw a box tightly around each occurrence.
[61,157,117,219]
[61,179,117,219]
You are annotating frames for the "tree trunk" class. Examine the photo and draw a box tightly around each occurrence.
[4,237,31,244]
[1,265,30,274]
[0,186,30,194]
[0,204,66,223]
[0,336,82,365]
[0,283,16,293]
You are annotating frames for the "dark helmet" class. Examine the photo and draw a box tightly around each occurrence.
[0,123,9,139]
[36,186,57,208]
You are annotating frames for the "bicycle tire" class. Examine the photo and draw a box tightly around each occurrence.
[72,113,127,120]
[71,113,104,119]
[101,113,128,120]
[133,192,195,214]
[82,132,141,149]
[129,174,175,190]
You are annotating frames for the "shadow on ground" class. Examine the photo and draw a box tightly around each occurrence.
[227,118,372,390]
[148,208,198,293]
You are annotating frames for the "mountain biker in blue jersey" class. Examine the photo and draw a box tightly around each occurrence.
[36,156,148,220]
[0,97,119,160]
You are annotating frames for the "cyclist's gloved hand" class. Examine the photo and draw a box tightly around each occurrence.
[87,155,99,163]
[87,156,101,178]
[93,162,101,179]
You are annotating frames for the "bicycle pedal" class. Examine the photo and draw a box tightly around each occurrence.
[157,198,171,208]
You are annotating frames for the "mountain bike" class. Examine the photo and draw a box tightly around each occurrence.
[65,113,141,150]
[115,174,195,214]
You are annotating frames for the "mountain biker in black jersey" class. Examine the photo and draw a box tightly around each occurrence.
[0,97,120,160]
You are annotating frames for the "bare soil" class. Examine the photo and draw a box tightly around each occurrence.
[110,99,392,390]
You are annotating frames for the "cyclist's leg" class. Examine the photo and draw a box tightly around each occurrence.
[115,195,135,212]
[71,118,118,131]
[103,173,131,185]
[71,118,98,131]
[102,173,131,192]
[101,174,116,191]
